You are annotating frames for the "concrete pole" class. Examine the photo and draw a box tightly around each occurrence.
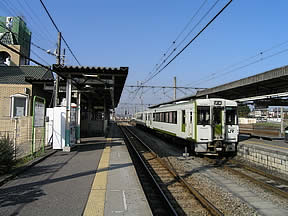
[76,91,81,144]
[174,76,176,100]
[54,32,61,107]
[64,75,71,151]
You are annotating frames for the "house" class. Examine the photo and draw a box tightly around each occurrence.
[0,16,54,158]
[0,65,54,119]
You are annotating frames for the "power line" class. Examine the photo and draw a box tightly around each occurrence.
[30,49,51,65]
[143,0,233,85]
[39,0,81,66]
[125,85,205,90]
[0,40,50,70]
[0,21,55,57]
[186,40,288,87]
[146,0,209,79]
[211,47,288,85]
[22,0,56,41]
[147,0,220,81]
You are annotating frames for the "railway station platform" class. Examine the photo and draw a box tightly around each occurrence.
[0,123,152,216]
[238,135,288,176]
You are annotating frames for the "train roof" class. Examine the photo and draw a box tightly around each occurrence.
[149,98,237,109]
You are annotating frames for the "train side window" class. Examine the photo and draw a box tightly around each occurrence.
[172,111,177,124]
[226,107,237,125]
[160,112,164,122]
[190,112,192,122]
[169,112,173,123]
[182,110,185,124]
[165,112,168,123]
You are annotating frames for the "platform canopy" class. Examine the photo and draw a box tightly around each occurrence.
[52,65,128,109]
[150,65,288,108]
[195,65,288,100]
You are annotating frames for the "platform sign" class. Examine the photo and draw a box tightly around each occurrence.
[34,100,45,127]
[32,96,46,154]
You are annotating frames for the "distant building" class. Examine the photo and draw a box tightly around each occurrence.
[0,16,31,66]
[0,16,53,119]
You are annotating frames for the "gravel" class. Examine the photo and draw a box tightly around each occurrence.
[131,126,288,215]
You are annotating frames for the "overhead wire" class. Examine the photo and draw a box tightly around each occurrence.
[22,0,56,42]
[30,49,51,66]
[0,40,51,70]
[143,0,233,85]
[0,22,55,58]
[146,0,208,79]
[121,1,226,103]
[211,47,288,85]
[150,0,220,79]
[0,2,57,65]
[39,0,81,66]
[186,39,288,87]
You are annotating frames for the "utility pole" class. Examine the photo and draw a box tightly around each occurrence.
[54,32,61,107]
[62,48,66,65]
[174,76,176,100]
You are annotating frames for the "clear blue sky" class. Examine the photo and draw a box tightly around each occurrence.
[1,0,288,113]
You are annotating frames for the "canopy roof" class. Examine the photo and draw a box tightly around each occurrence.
[52,65,128,109]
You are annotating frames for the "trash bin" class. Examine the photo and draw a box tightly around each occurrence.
[285,127,288,143]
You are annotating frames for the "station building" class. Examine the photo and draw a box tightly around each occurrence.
[0,16,128,157]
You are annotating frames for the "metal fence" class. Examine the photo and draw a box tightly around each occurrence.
[0,116,47,160]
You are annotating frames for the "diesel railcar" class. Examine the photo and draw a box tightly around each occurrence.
[134,98,238,156]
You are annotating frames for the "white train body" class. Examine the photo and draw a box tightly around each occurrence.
[134,98,238,155]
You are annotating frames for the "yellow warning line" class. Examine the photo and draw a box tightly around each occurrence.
[242,140,288,150]
[83,138,111,216]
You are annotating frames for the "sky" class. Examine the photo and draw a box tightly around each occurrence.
[1,0,288,115]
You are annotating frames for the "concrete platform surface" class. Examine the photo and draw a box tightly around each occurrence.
[0,123,152,216]
[240,135,288,154]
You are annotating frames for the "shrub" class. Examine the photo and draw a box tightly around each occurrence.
[0,136,15,174]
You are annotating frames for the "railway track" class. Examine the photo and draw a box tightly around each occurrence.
[207,157,288,199]
[120,125,223,216]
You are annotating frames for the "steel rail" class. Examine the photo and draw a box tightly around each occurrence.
[119,126,178,216]
[224,161,288,199]
[125,126,223,216]
[229,159,288,185]
[204,157,288,199]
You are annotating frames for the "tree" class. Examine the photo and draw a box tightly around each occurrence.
[238,105,250,117]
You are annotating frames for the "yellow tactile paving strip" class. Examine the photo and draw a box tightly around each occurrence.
[83,138,111,216]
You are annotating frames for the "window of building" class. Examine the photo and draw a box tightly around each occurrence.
[10,94,29,118]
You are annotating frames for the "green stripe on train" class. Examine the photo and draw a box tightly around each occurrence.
[153,128,176,137]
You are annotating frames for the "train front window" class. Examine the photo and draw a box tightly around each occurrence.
[226,107,237,125]
[197,106,210,125]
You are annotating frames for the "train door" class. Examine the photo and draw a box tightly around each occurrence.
[197,106,211,142]
[212,107,223,140]
[225,107,238,141]
[189,110,193,136]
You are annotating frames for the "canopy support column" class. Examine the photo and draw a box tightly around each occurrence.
[64,75,72,152]
[76,91,81,143]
